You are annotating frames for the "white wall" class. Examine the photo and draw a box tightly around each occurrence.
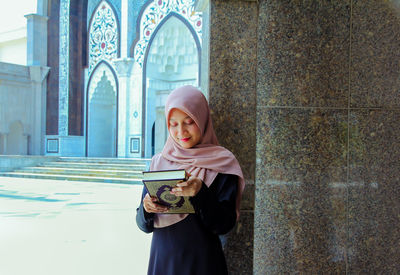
[0,62,41,155]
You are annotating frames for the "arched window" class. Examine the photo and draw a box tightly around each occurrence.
[88,1,119,72]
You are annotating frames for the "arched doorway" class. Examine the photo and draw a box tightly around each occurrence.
[86,62,118,157]
[143,14,200,157]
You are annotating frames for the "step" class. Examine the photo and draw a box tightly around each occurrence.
[18,167,144,178]
[40,162,148,171]
[0,172,143,185]
[57,157,151,165]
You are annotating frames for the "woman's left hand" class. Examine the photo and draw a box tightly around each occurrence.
[171,175,202,197]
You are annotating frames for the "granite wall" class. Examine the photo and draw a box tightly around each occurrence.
[209,0,400,274]
[209,1,257,274]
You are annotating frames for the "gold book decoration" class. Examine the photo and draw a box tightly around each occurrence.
[142,169,195,214]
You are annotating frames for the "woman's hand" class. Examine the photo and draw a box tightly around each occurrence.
[171,175,203,197]
[143,193,169,213]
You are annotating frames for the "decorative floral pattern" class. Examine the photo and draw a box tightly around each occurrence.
[59,0,70,136]
[134,0,202,67]
[89,1,119,72]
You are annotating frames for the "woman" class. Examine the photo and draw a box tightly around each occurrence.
[136,85,245,275]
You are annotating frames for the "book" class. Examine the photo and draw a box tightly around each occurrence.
[142,169,189,181]
[142,169,195,214]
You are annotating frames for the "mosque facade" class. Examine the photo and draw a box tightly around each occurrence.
[49,0,207,158]
[0,0,208,158]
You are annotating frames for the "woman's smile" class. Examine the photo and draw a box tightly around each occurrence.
[168,108,201,149]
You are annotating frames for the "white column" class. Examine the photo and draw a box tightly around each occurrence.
[22,134,29,155]
[2,133,8,155]
[131,65,144,157]
[154,89,170,154]
[29,66,50,155]
[0,133,7,154]
[25,14,48,66]
[37,0,49,16]
[113,58,134,157]
[121,0,129,57]
[155,106,166,155]
[25,7,50,155]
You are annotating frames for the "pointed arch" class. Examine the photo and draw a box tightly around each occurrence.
[85,60,119,157]
[88,0,120,72]
[130,0,202,63]
[141,13,201,157]
[128,0,203,157]
[142,12,202,83]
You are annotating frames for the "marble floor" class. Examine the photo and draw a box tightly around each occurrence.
[0,176,151,275]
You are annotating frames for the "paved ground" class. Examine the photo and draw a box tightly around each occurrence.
[0,176,151,275]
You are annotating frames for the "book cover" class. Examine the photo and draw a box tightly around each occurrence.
[142,169,195,214]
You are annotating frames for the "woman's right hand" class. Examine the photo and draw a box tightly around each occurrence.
[143,193,169,213]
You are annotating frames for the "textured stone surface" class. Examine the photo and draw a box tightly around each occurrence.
[348,109,400,273]
[257,0,351,108]
[223,211,254,275]
[351,0,400,108]
[255,108,347,274]
[210,0,400,273]
[208,1,258,274]
[240,183,254,211]
[209,0,258,182]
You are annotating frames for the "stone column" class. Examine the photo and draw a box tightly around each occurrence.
[194,1,400,274]
[29,66,50,155]
[255,0,400,274]
[348,1,400,273]
[209,1,258,274]
[254,1,350,273]
[25,14,48,66]
[114,58,134,157]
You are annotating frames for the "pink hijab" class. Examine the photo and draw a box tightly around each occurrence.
[150,85,245,228]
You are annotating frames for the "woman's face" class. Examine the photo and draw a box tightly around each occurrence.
[168,108,201,149]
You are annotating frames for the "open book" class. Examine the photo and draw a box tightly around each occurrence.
[142,169,195,214]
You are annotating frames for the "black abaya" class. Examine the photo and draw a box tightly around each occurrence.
[136,173,238,275]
